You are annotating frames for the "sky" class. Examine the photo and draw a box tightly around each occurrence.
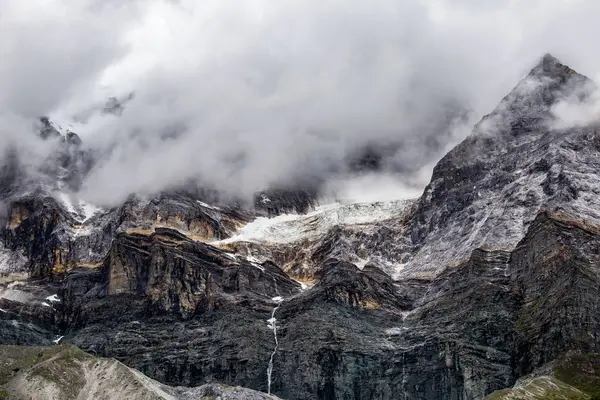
[1,0,599,205]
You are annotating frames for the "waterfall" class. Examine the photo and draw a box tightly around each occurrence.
[266,296,284,395]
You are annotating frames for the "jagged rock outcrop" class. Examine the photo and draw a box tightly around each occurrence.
[48,228,301,391]
[511,212,600,376]
[117,193,252,241]
[2,196,63,278]
[1,193,116,281]
[254,187,318,217]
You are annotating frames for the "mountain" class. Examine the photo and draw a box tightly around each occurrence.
[405,53,598,277]
[2,54,600,399]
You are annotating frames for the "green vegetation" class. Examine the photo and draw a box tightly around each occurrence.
[0,345,65,385]
[555,353,600,399]
[484,376,589,399]
[28,345,90,398]
[485,352,600,400]
[0,344,92,399]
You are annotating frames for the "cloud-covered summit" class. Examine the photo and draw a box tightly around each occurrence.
[1,0,600,206]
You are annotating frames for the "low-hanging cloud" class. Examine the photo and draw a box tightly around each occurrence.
[550,79,600,129]
[0,0,140,188]
[2,0,600,206]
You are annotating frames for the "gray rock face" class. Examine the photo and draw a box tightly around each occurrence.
[399,54,600,279]
[117,193,252,241]
[254,188,319,217]
[510,212,600,375]
[3,54,600,400]
[30,213,600,399]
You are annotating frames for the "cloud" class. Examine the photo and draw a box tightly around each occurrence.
[550,78,600,129]
[0,0,138,118]
[0,0,142,188]
[1,0,600,205]
[551,93,600,129]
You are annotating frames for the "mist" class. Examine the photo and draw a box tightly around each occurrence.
[2,0,600,206]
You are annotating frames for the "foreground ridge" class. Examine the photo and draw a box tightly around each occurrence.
[0,344,278,399]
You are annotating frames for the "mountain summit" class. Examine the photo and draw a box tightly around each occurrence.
[403,54,600,277]
[534,53,585,81]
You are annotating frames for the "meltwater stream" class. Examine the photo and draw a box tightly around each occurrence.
[266,295,284,395]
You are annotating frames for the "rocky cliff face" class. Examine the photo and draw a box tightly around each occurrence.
[405,54,600,278]
[2,54,600,400]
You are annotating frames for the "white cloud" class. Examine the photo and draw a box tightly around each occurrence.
[1,0,599,205]
[551,82,600,129]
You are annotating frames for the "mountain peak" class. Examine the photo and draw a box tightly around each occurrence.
[540,52,561,67]
[476,53,593,127]
[528,53,583,82]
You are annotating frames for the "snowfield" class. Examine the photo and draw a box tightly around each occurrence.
[214,199,414,246]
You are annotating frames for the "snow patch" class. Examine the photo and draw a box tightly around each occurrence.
[385,327,405,336]
[53,335,64,345]
[353,258,370,269]
[250,263,265,272]
[261,195,271,203]
[296,281,315,291]
[246,255,263,264]
[49,120,73,136]
[55,192,103,224]
[45,294,60,303]
[71,225,94,238]
[41,302,52,307]
[245,255,265,271]
[0,288,34,303]
[196,200,220,210]
[0,244,28,273]
[48,116,89,138]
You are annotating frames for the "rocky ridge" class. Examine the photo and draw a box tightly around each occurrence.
[0,344,277,400]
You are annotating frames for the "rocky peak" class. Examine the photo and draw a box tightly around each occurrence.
[532,53,580,81]
[401,54,600,279]
[38,117,63,140]
[103,92,134,116]
[479,54,592,133]
[65,131,82,147]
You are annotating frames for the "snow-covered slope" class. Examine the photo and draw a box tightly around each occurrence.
[54,192,103,224]
[212,199,415,280]
[216,200,413,245]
